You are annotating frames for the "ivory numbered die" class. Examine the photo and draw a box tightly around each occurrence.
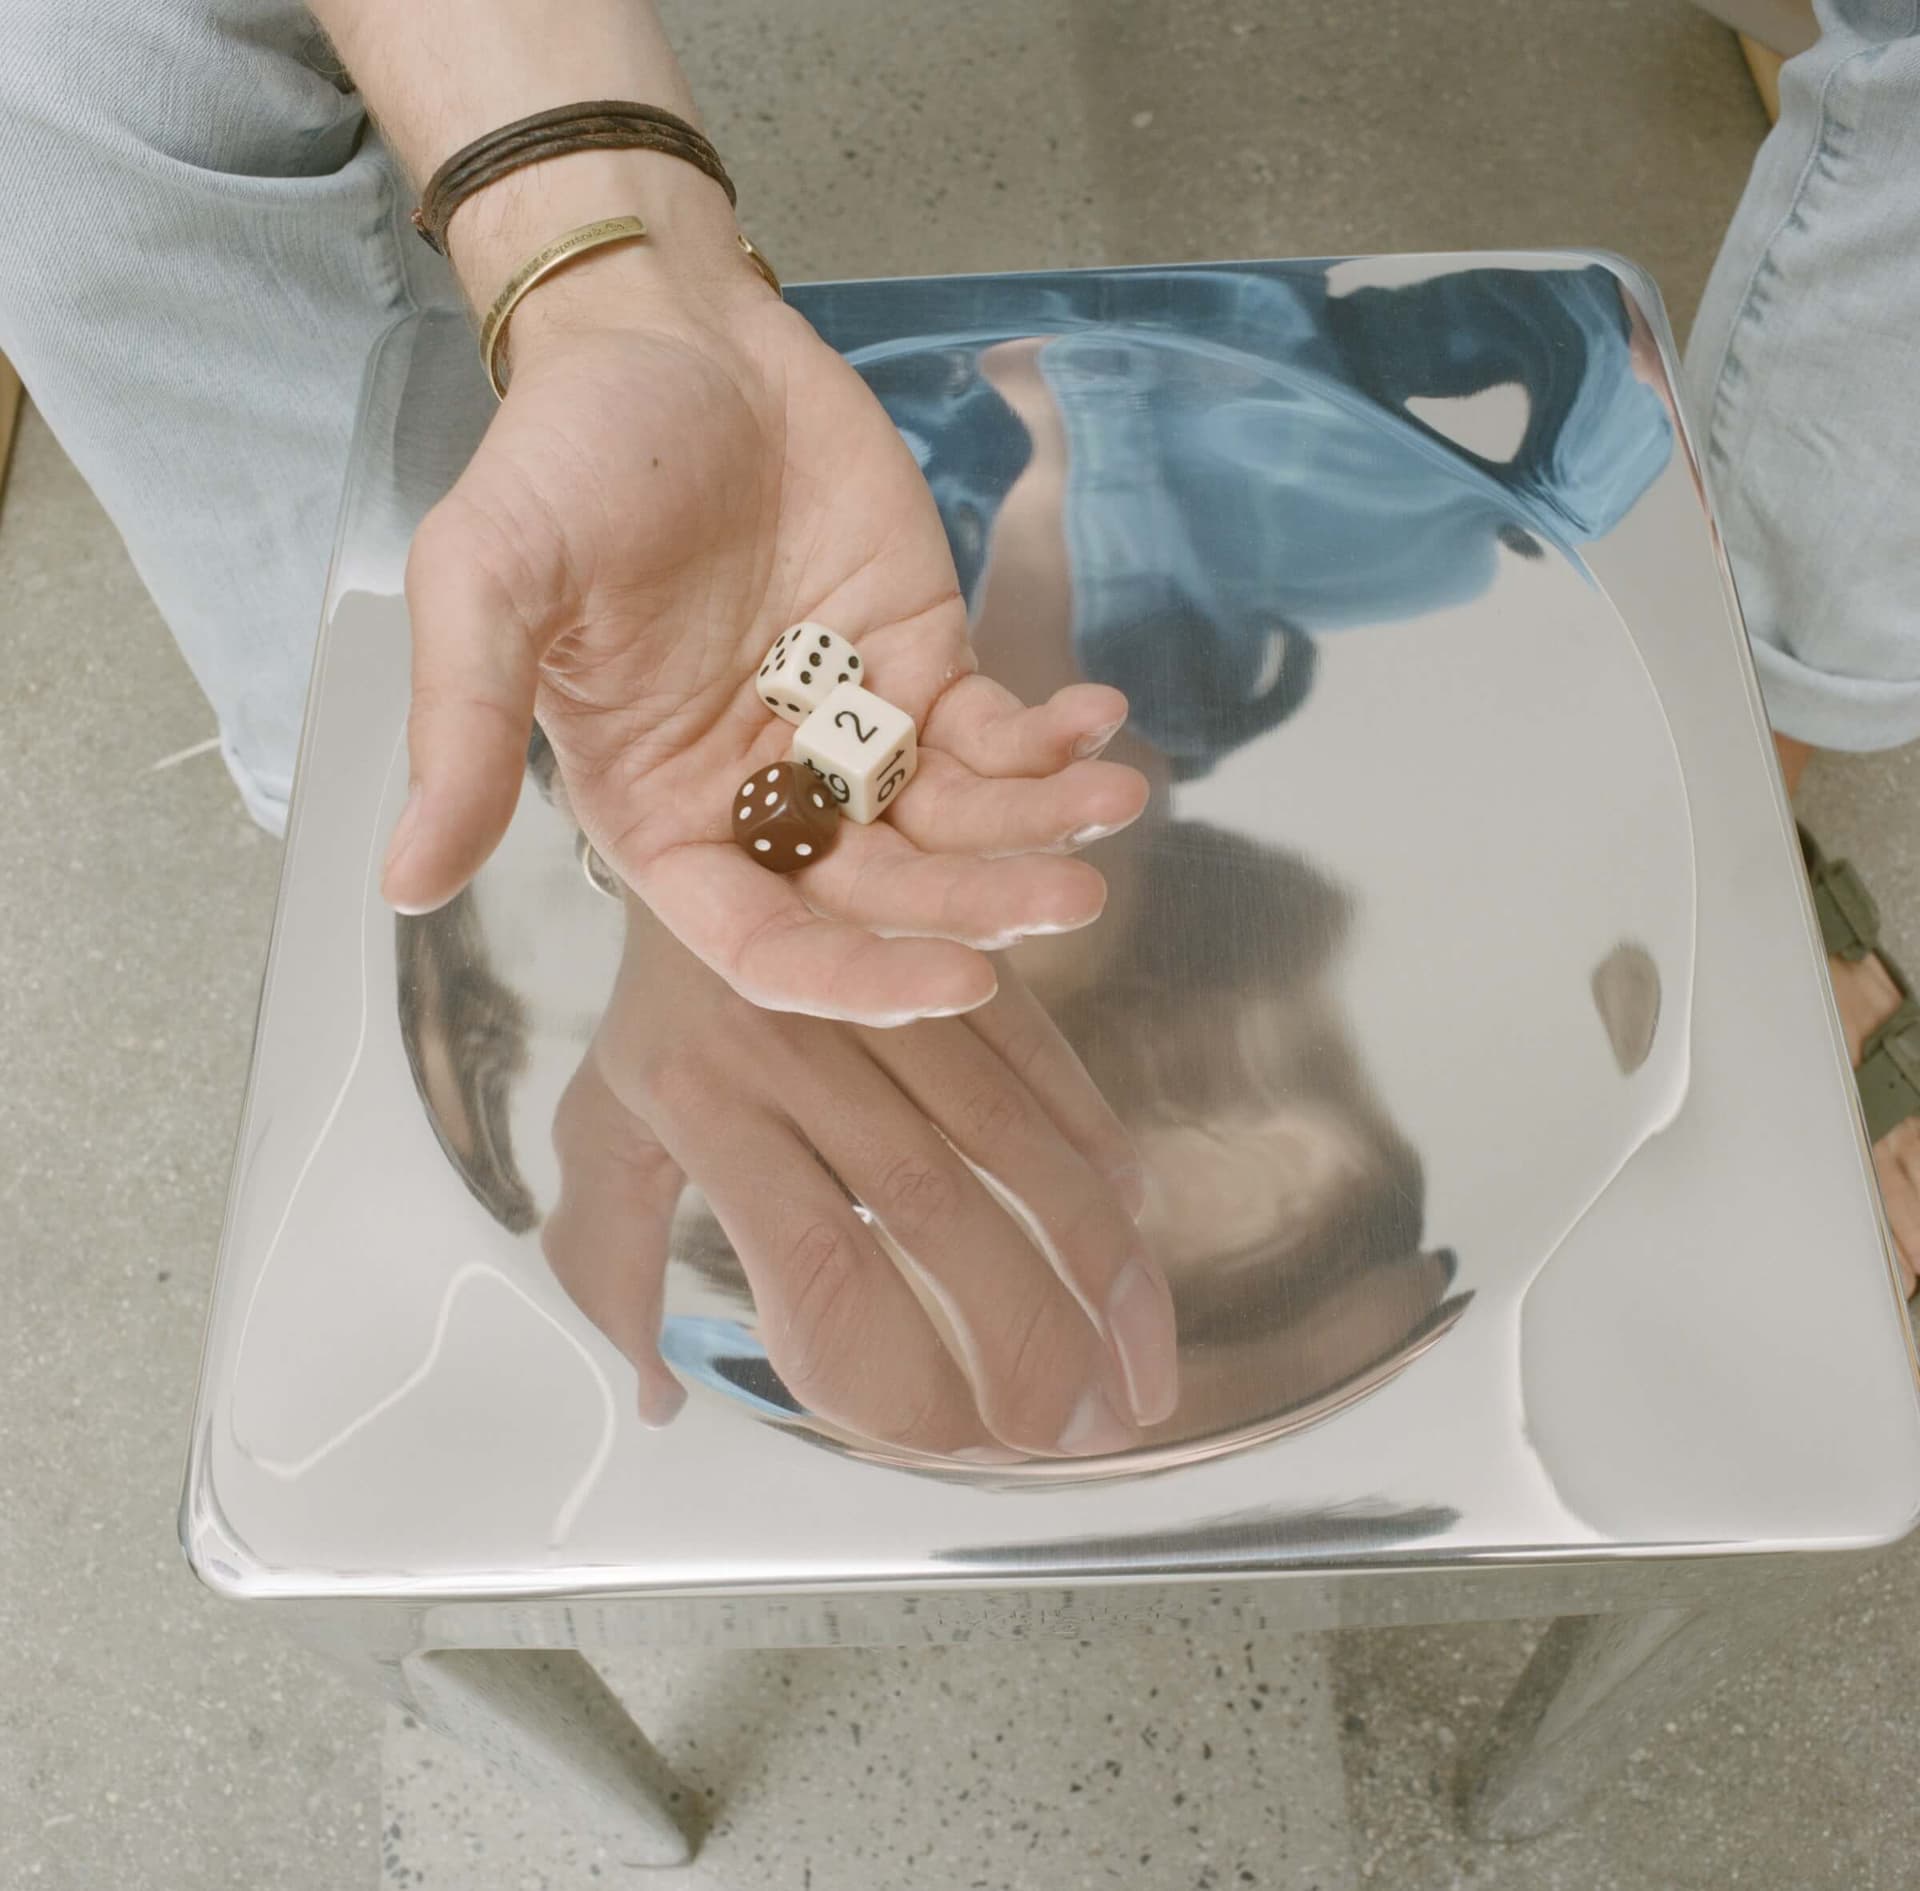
[757,623,865,725]
[790,682,917,824]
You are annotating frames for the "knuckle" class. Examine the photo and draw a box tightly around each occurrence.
[1050,1192,1122,1264]
[547,1070,605,1164]
[992,1025,1050,1087]
[636,1045,718,1122]
[537,1203,575,1275]
[405,498,487,596]
[874,1156,958,1241]
[401,686,529,769]
[406,497,461,564]
[954,1082,1026,1149]
[868,1376,952,1451]
[767,1220,864,1398]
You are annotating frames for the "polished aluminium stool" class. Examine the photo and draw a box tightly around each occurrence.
[183,253,1920,1866]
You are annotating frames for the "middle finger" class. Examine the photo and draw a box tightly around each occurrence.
[885,749,1148,858]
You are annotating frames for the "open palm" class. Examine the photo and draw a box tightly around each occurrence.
[386,291,1145,1021]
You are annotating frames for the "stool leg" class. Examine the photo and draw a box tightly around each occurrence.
[398,1648,695,1867]
[1460,1585,1812,1841]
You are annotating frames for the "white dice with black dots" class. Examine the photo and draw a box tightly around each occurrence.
[790,682,918,824]
[757,622,864,725]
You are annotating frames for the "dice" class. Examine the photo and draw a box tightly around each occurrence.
[757,622,865,725]
[732,760,841,872]
[790,682,918,824]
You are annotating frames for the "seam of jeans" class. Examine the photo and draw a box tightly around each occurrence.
[1698,37,1889,478]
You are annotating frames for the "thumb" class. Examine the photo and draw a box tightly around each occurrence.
[381,503,542,914]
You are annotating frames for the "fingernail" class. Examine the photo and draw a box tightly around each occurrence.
[383,783,423,883]
[913,977,998,1020]
[1105,1258,1180,1426]
[636,1371,687,1429]
[1055,1383,1139,1457]
[954,1443,1026,1465]
[1073,720,1124,760]
[1064,821,1122,850]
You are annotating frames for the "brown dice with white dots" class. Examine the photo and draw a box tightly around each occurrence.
[731,761,840,872]
[757,622,863,725]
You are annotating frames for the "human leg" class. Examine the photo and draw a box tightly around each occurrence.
[1684,0,1920,756]
[0,0,458,831]
[1689,3,1920,1284]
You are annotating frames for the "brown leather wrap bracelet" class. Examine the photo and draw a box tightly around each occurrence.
[412,100,737,254]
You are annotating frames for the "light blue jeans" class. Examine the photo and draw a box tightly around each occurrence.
[1683,0,1920,752]
[3,0,1916,831]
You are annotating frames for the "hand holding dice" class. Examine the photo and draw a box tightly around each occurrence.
[681,596,1145,1023]
[735,624,919,870]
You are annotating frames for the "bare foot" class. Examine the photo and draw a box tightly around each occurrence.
[1826,935,1920,1294]
[1775,732,1816,797]
[1775,734,1920,1294]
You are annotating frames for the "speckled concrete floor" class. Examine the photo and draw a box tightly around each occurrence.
[0,401,381,1886]
[8,1,1918,1886]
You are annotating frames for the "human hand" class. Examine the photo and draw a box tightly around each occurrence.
[541,902,1179,1453]
[383,235,1145,1023]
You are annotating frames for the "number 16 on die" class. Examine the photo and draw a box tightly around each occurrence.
[791,682,918,824]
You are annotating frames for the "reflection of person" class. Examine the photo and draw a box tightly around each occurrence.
[395,318,1470,1455]
[862,263,1672,776]
[954,340,1473,1453]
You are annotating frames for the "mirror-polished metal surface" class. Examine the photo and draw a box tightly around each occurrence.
[184,253,1920,1603]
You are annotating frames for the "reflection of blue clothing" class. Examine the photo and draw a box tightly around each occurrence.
[659,1316,798,1419]
[821,264,1671,774]
[859,341,1032,607]
[1327,267,1672,543]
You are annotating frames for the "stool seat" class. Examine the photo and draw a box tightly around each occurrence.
[182,253,1920,1854]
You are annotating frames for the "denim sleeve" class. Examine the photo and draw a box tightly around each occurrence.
[850,344,1032,612]
[1039,327,1510,776]
[1325,265,1672,542]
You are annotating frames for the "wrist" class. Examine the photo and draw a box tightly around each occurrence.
[448,146,765,331]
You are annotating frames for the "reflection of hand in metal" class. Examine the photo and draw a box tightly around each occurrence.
[543,1054,691,1429]
[541,902,1178,1454]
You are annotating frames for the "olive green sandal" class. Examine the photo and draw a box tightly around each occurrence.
[1800,825,1920,1143]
